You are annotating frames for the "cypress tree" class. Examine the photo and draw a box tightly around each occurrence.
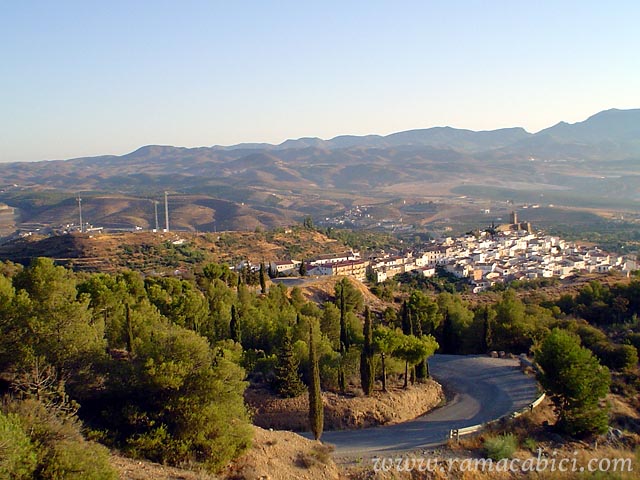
[338,285,348,393]
[482,306,492,352]
[259,263,267,294]
[125,302,134,353]
[274,330,306,398]
[230,304,241,344]
[360,306,375,395]
[400,301,418,381]
[441,309,456,354]
[299,260,307,277]
[411,303,427,380]
[401,300,413,336]
[339,285,349,352]
[308,324,323,440]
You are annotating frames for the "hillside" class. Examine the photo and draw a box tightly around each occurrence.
[0,228,349,272]
[0,108,639,236]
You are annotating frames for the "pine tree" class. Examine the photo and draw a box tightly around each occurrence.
[229,304,241,344]
[535,328,610,437]
[274,330,306,398]
[372,326,400,392]
[360,306,375,395]
[395,334,439,389]
[303,216,314,229]
[259,263,267,294]
[308,324,323,440]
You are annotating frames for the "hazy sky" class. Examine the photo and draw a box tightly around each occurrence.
[1,1,639,162]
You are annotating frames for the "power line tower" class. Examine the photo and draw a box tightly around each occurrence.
[164,191,170,232]
[154,200,159,232]
[77,196,83,233]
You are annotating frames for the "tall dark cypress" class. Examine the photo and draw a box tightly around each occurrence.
[401,300,413,336]
[360,306,375,395]
[441,309,455,354]
[401,301,417,383]
[230,304,241,344]
[482,306,492,352]
[338,285,348,393]
[259,263,267,294]
[299,260,307,277]
[125,302,134,353]
[339,285,349,352]
[308,324,323,440]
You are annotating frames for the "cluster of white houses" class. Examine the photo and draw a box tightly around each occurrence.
[269,228,637,293]
[370,230,637,291]
[270,251,370,281]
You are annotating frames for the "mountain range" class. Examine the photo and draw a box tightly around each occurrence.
[0,108,638,233]
[218,108,639,155]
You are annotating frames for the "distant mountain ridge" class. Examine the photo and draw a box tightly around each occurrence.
[213,108,640,155]
[0,108,638,233]
[214,126,532,153]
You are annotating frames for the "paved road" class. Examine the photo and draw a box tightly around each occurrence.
[320,354,539,457]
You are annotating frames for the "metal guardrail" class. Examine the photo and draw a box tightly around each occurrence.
[449,392,546,442]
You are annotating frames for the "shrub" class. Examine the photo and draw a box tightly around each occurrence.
[626,333,640,357]
[102,320,253,472]
[523,437,537,452]
[592,342,638,371]
[0,411,37,480]
[484,433,518,460]
[41,439,116,480]
[4,398,117,480]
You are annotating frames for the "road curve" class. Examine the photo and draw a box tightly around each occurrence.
[320,354,539,457]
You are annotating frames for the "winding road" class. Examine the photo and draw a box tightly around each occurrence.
[320,354,540,457]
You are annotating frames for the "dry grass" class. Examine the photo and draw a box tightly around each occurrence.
[110,453,218,480]
[296,444,336,469]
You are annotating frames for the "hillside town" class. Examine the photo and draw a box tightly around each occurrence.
[268,213,637,293]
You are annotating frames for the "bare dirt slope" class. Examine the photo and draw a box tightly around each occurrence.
[111,454,218,480]
[293,275,389,311]
[246,380,444,431]
[223,427,341,480]
[111,427,341,480]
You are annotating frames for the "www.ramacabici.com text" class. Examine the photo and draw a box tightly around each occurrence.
[372,449,634,474]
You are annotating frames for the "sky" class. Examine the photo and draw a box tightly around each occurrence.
[1,1,639,162]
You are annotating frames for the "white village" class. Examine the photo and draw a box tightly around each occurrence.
[268,212,637,292]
